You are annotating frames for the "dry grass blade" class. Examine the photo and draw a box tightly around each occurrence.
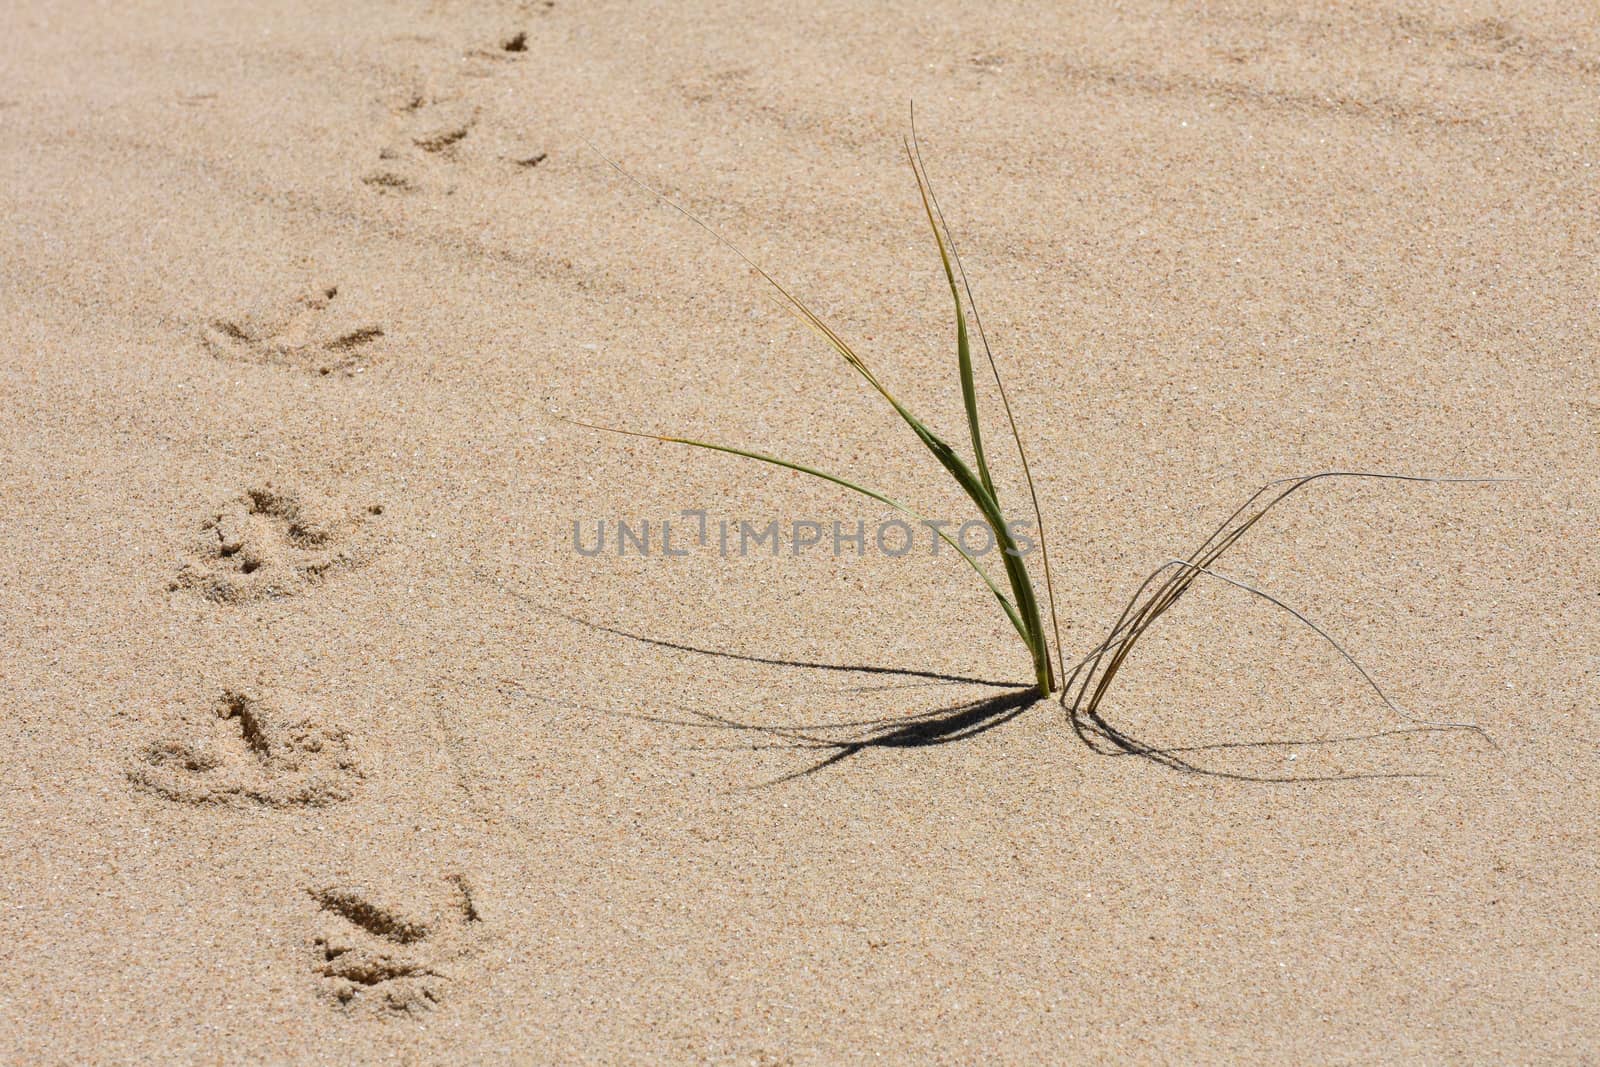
[1062,471,1508,756]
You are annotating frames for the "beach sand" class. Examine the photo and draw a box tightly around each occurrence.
[2,0,1597,1061]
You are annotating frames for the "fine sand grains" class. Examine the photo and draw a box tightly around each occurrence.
[4,0,1598,1062]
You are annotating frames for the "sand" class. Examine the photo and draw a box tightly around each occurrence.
[2,0,1598,1061]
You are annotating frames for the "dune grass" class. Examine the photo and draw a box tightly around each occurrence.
[580,132,1060,697]
[579,127,1501,734]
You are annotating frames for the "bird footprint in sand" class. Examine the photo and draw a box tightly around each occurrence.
[362,94,478,195]
[170,485,383,603]
[127,687,362,808]
[202,284,385,376]
[309,876,487,1016]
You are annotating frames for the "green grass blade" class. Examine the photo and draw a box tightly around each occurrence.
[566,418,1030,645]
[905,138,997,505]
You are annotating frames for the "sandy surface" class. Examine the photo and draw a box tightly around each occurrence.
[3,0,1598,1062]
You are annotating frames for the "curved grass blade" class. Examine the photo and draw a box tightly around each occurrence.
[905,139,994,504]
[1061,472,1511,746]
[563,417,1030,646]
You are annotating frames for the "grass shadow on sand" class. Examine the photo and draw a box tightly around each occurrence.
[558,611,1460,787]
[473,568,1464,787]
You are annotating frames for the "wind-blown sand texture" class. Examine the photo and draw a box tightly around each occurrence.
[3,0,1598,1061]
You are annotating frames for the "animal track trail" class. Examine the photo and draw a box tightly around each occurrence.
[202,284,385,376]
[171,485,384,603]
[310,875,488,1016]
[127,688,362,808]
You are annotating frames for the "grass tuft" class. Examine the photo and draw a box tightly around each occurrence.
[579,127,1506,731]
[581,125,1057,696]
